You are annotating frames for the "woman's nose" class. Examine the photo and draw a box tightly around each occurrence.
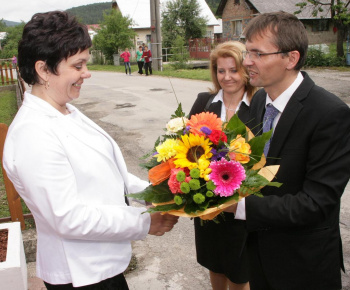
[224,72,231,79]
[82,68,91,79]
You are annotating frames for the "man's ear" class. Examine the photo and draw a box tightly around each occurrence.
[34,60,50,82]
[286,51,300,70]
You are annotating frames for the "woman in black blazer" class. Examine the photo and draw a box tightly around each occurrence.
[189,41,257,290]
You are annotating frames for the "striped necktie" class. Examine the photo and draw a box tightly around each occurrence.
[263,104,279,156]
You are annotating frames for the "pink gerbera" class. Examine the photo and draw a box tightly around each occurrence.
[209,158,246,197]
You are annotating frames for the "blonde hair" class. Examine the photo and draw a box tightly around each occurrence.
[209,41,257,101]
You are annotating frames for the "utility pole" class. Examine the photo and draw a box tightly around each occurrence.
[150,0,162,71]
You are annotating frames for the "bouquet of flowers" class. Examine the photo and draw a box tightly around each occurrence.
[127,104,281,220]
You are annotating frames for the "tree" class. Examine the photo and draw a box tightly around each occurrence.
[0,19,7,31]
[92,9,136,63]
[295,0,350,57]
[0,22,25,60]
[170,35,190,69]
[161,0,208,48]
[205,0,221,15]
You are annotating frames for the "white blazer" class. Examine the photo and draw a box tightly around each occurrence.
[3,92,151,287]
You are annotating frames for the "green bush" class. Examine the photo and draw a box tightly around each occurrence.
[305,47,346,67]
[91,50,105,65]
[170,36,190,70]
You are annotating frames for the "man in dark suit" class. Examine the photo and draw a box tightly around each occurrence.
[226,11,350,290]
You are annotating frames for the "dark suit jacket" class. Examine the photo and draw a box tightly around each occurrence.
[189,91,250,124]
[246,72,350,289]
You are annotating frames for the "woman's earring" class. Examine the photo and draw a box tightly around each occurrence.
[45,81,50,90]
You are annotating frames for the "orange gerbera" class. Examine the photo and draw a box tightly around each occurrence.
[187,112,222,137]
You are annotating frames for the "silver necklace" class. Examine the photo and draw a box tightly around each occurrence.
[224,94,235,121]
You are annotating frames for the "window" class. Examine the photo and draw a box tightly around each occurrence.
[312,19,329,32]
[231,20,242,36]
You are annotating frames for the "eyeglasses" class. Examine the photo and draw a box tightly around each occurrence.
[242,50,291,61]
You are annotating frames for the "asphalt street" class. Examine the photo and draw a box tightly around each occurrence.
[28,69,350,289]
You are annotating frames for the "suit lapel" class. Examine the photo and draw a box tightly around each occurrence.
[249,89,266,136]
[237,102,250,124]
[75,110,130,183]
[268,99,303,162]
[268,72,315,162]
[207,101,222,116]
[58,107,120,168]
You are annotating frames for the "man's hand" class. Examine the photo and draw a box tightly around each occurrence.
[148,212,179,236]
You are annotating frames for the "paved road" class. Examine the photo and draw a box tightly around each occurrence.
[28,69,350,289]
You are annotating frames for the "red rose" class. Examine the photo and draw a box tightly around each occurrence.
[209,130,227,145]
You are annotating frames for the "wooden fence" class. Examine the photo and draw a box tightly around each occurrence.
[0,63,16,86]
[0,64,30,230]
[188,37,237,59]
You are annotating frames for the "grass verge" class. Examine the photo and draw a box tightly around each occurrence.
[88,63,211,81]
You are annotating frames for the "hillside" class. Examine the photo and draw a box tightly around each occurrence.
[1,19,21,27]
[206,0,221,14]
[66,2,111,24]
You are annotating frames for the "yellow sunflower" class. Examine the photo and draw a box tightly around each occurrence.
[174,134,213,169]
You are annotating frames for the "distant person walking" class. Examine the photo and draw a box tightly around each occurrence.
[136,46,144,75]
[120,48,131,75]
[142,46,152,76]
[12,55,17,67]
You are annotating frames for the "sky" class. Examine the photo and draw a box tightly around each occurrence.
[1,0,109,23]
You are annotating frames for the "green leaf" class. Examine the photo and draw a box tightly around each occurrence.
[224,114,246,137]
[267,182,283,188]
[243,170,270,188]
[126,181,174,203]
[146,203,183,213]
[184,199,203,214]
[217,193,238,205]
[171,103,186,118]
[139,157,160,171]
[253,192,264,198]
[242,170,282,193]
[246,130,272,167]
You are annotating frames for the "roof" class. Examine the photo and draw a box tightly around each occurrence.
[217,0,331,19]
[87,24,100,31]
[116,0,219,29]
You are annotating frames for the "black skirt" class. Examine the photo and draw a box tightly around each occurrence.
[194,213,249,283]
[44,273,129,290]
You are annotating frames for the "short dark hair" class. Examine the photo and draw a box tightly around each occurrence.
[18,11,92,85]
[244,11,308,71]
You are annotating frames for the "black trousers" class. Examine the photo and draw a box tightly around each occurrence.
[137,61,144,74]
[144,62,152,75]
[44,273,129,290]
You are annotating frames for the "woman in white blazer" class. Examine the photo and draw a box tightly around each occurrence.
[3,11,178,289]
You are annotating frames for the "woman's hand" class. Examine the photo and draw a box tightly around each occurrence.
[148,212,179,236]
